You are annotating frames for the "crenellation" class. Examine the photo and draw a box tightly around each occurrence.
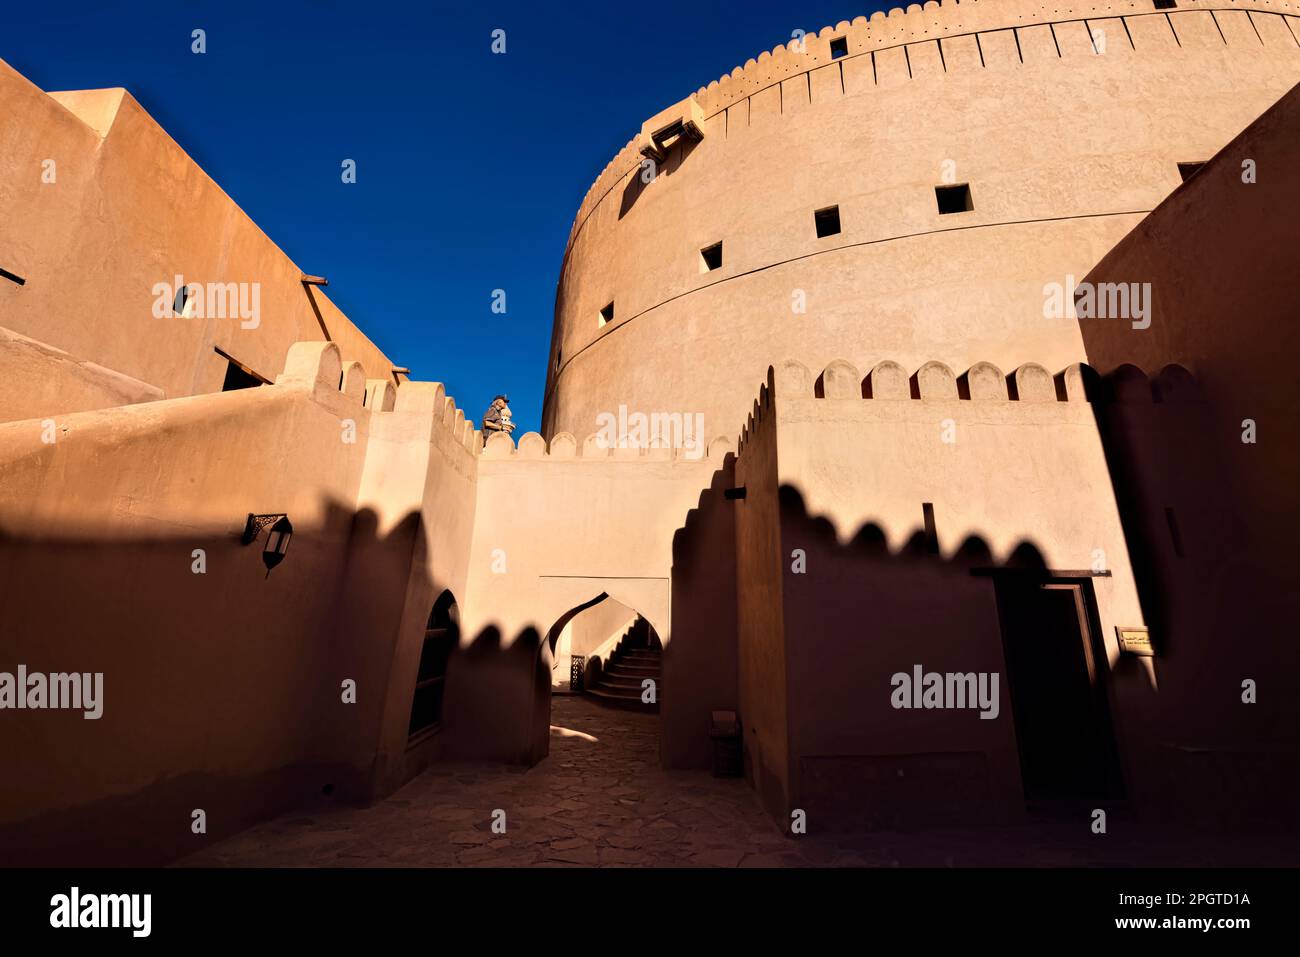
[276,340,342,395]
[1110,362,1157,403]
[517,431,547,458]
[483,430,514,459]
[453,423,726,464]
[959,361,1009,401]
[391,380,440,415]
[775,359,813,395]
[770,359,1111,404]
[1009,363,1056,401]
[549,431,578,458]
[364,379,396,412]
[867,360,911,399]
[339,361,367,402]
[1056,362,1098,402]
[912,360,959,399]
[817,359,863,398]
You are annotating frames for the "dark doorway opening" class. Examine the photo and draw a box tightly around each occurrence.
[993,575,1124,802]
[408,590,459,739]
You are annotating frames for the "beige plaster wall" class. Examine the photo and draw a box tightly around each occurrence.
[444,431,730,763]
[733,380,792,821]
[664,465,740,770]
[570,597,639,659]
[0,59,399,422]
[0,341,482,864]
[722,347,1295,826]
[1080,81,1300,583]
[759,358,1148,822]
[0,324,163,419]
[1076,82,1300,820]
[544,2,1300,445]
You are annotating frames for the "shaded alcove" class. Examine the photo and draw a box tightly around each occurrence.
[407,590,459,740]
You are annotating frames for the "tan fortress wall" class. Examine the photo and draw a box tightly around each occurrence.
[663,466,739,770]
[446,431,731,764]
[728,359,1163,826]
[0,59,399,421]
[765,360,1145,820]
[543,1,1300,445]
[1076,83,1300,821]
[733,380,791,821]
[0,342,482,864]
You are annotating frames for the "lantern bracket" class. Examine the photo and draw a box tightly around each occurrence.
[242,513,287,545]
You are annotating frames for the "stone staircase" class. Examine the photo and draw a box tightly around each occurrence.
[587,618,661,713]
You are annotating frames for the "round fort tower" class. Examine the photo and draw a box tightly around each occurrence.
[542,0,1300,443]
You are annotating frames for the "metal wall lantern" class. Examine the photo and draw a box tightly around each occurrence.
[242,513,293,575]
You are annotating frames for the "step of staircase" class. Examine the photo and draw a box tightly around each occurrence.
[605,662,660,678]
[586,685,659,713]
[597,673,652,690]
[586,635,662,713]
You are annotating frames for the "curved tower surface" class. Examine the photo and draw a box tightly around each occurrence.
[543,0,1300,440]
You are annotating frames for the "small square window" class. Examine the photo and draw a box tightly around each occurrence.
[1153,0,1176,9]
[935,183,973,215]
[830,37,848,59]
[814,205,841,238]
[700,241,723,273]
[1177,162,1205,182]
[598,301,614,328]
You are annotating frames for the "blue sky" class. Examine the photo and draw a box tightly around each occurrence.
[6,0,884,432]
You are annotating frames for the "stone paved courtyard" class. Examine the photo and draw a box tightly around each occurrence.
[179,696,1300,868]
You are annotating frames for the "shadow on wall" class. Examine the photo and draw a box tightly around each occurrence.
[441,623,543,766]
[664,456,739,770]
[619,134,701,221]
[1073,89,1300,824]
[442,593,658,769]
[1084,364,1299,827]
[769,484,1132,831]
[0,497,451,866]
[725,475,1298,835]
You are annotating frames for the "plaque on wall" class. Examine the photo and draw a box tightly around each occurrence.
[1116,626,1154,657]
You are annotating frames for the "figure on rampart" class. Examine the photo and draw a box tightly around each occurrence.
[482,394,515,444]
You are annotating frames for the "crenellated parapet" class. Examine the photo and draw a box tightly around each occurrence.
[564,0,1300,248]
[480,427,733,463]
[275,340,482,455]
[739,357,1115,453]
[735,356,1208,454]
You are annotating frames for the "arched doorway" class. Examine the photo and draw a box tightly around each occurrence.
[526,595,663,763]
[407,589,459,741]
